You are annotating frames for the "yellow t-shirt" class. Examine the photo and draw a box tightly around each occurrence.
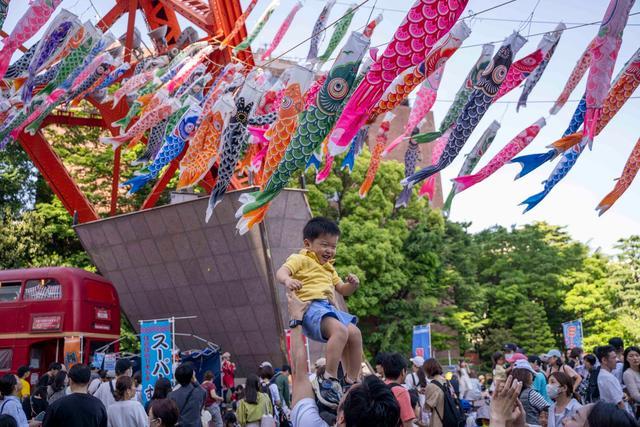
[20,378,30,398]
[283,249,341,301]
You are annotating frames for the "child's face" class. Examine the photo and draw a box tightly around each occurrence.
[304,233,339,264]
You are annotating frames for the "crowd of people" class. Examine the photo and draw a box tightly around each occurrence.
[2,218,639,426]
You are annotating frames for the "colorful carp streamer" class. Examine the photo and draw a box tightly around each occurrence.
[511,96,586,179]
[441,120,500,213]
[327,0,469,156]
[235,31,369,234]
[492,47,545,103]
[340,125,369,173]
[122,100,202,194]
[206,93,256,220]
[402,33,526,188]
[260,2,303,61]
[0,0,63,80]
[396,126,422,208]
[316,3,356,64]
[220,0,259,49]
[453,118,545,192]
[372,20,471,116]
[550,39,596,115]
[520,47,640,213]
[430,44,493,141]
[517,23,566,111]
[596,137,640,216]
[178,95,235,189]
[359,113,396,197]
[21,11,76,106]
[307,0,336,61]
[233,0,280,54]
[581,0,634,146]
[417,129,449,202]
[383,66,444,156]
[0,0,9,31]
[260,65,315,185]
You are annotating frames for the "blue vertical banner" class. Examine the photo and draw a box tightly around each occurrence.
[562,319,584,349]
[412,324,431,358]
[140,320,173,404]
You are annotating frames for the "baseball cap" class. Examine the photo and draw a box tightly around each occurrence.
[503,343,517,352]
[545,349,562,359]
[506,353,527,363]
[259,361,273,369]
[513,360,537,376]
[410,356,425,368]
[314,357,326,368]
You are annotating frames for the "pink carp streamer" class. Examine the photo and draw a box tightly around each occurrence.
[0,0,63,79]
[596,137,640,216]
[359,112,396,198]
[315,149,334,184]
[383,65,444,156]
[418,129,450,200]
[492,48,545,102]
[582,0,634,145]
[260,2,303,61]
[372,20,471,116]
[550,38,597,114]
[327,0,468,156]
[452,117,546,192]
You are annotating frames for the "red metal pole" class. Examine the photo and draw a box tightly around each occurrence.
[110,0,139,216]
[18,132,99,223]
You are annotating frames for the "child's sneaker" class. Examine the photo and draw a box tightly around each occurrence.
[312,375,343,410]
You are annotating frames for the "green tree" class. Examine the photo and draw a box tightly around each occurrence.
[563,254,624,349]
[613,236,640,343]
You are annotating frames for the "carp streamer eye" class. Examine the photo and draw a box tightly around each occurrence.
[281,96,293,109]
[492,65,507,84]
[236,112,247,122]
[328,78,348,100]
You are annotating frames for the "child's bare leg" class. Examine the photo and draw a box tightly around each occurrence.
[343,324,362,382]
[320,316,348,379]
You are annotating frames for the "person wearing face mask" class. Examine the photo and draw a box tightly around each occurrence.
[546,372,581,427]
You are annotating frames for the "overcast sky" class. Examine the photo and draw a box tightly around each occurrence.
[4,0,640,254]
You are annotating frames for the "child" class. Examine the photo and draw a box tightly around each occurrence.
[276,217,362,409]
[491,351,507,393]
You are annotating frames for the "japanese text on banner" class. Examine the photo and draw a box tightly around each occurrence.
[140,320,173,404]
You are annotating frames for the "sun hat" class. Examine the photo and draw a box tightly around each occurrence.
[513,359,537,376]
[409,356,425,368]
[545,349,562,359]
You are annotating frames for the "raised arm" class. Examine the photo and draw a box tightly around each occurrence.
[287,291,315,407]
[276,265,303,291]
[335,273,359,296]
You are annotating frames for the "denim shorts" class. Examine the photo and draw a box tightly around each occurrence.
[302,299,358,343]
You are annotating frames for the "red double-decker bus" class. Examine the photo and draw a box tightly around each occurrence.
[0,267,120,382]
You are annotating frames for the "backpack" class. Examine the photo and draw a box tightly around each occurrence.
[259,379,276,414]
[386,383,405,427]
[586,366,601,403]
[431,380,467,427]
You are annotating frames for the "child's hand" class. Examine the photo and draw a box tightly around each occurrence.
[284,278,303,292]
[345,273,360,290]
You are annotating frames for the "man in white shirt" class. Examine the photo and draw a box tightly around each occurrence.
[286,291,401,427]
[92,359,132,409]
[596,345,625,409]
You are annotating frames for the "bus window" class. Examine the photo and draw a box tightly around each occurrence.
[0,281,21,302]
[0,349,12,370]
[24,279,62,301]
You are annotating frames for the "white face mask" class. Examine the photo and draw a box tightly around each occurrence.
[547,384,560,399]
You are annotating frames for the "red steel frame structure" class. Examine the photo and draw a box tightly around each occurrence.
[15,0,253,223]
